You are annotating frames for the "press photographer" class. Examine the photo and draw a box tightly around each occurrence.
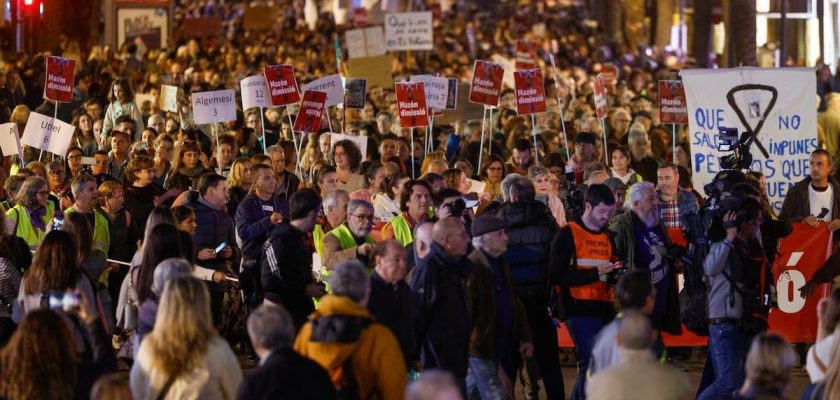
[698,197,773,400]
[548,183,620,399]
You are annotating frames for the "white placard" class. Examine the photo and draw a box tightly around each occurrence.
[192,89,237,125]
[681,67,818,213]
[468,179,486,194]
[241,75,270,110]
[490,53,516,90]
[345,26,386,59]
[0,122,21,156]
[330,133,369,161]
[384,12,433,51]
[410,75,449,110]
[302,74,345,107]
[134,93,155,109]
[160,85,179,112]
[21,112,75,156]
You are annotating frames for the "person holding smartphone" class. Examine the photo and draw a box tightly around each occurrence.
[549,184,619,400]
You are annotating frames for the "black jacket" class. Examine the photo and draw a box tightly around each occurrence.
[235,193,289,264]
[190,195,240,272]
[236,347,335,400]
[261,223,316,327]
[367,271,416,369]
[495,199,558,303]
[409,242,474,378]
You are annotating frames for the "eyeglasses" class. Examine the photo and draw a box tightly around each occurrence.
[350,213,374,222]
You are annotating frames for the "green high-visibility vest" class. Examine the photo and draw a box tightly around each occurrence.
[387,214,414,247]
[65,208,110,258]
[7,202,55,249]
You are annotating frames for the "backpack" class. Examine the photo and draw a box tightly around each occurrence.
[680,264,709,336]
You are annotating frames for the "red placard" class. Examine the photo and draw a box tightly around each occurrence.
[395,82,429,128]
[264,65,301,106]
[293,91,327,133]
[469,60,504,107]
[658,80,689,124]
[353,8,367,27]
[43,56,76,103]
[593,74,609,119]
[600,63,618,85]
[513,69,546,115]
[515,40,538,70]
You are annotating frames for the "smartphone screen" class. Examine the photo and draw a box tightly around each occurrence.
[214,242,227,253]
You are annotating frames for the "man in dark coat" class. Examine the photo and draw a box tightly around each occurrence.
[367,240,416,370]
[495,175,564,399]
[261,189,326,328]
[409,218,475,390]
[237,304,335,400]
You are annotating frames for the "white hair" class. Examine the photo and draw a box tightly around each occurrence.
[624,181,655,210]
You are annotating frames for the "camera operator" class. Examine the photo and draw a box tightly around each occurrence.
[434,188,473,232]
[548,183,619,399]
[698,198,772,400]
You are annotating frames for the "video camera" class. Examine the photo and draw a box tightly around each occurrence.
[717,127,755,171]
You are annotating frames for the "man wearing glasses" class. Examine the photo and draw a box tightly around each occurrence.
[322,199,376,270]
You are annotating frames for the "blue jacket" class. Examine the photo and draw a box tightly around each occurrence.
[190,194,240,272]
[235,193,289,264]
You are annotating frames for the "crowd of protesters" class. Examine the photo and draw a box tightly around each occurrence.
[0,0,839,399]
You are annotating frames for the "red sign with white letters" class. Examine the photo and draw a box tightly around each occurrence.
[395,82,429,128]
[43,56,76,103]
[264,65,301,106]
[293,91,326,133]
[469,60,504,107]
[513,69,546,115]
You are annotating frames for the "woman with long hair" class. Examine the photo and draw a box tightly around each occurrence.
[331,139,365,192]
[0,207,28,345]
[12,231,96,342]
[5,176,54,250]
[373,175,408,222]
[62,212,112,328]
[349,161,386,203]
[165,141,210,192]
[130,276,242,399]
[734,333,796,400]
[71,112,98,156]
[443,168,471,195]
[479,154,506,200]
[65,146,86,179]
[226,157,254,217]
[300,132,324,182]
[102,77,144,141]
[0,308,115,400]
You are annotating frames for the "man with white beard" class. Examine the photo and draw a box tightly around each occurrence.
[609,182,683,335]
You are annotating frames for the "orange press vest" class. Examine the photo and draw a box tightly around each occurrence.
[568,221,615,302]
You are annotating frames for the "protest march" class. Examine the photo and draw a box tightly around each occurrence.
[0,0,839,399]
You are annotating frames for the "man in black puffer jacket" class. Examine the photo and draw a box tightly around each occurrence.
[495,175,563,400]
